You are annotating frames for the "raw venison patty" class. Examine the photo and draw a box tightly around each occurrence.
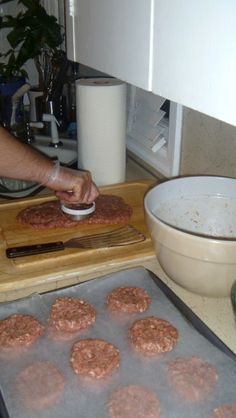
[0,314,44,349]
[106,287,151,313]
[16,361,65,411]
[167,356,218,402]
[129,316,179,356]
[70,338,120,379]
[48,296,96,332]
[211,404,236,418]
[107,384,161,418]
[17,194,133,229]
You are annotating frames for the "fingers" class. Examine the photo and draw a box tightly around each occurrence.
[52,167,99,204]
[56,182,98,204]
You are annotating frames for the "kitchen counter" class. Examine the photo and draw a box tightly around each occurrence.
[0,158,235,357]
[143,258,236,355]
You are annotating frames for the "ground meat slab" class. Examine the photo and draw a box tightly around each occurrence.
[70,338,120,379]
[48,297,96,333]
[17,194,133,229]
[129,316,179,356]
[107,384,161,418]
[0,314,44,349]
[106,287,151,313]
[211,404,236,418]
[167,356,218,402]
[16,361,65,411]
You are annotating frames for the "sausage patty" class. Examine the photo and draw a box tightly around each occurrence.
[211,404,236,418]
[0,314,44,349]
[129,316,179,356]
[17,194,132,229]
[106,287,151,313]
[107,385,161,418]
[16,361,65,411]
[70,338,120,379]
[48,297,96,333]
[167,356,218,402]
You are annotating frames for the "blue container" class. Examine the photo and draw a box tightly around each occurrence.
[0,77,25,96]
[0,77,25,127]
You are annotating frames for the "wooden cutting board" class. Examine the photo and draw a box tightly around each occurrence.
[0,180,156,300]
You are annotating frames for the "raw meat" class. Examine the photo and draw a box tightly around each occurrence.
[106,287,151,313]
[48,296,96,333]
[0,314,44,349]
[167,356,218,402]
[129,316,179,356]
[70,338,120,379]
[211,404,236,418]
[17,194,133,229]
[16,361,65,411]
[107,384,161,418]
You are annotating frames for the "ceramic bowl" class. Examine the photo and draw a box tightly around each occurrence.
[144,176,236,297]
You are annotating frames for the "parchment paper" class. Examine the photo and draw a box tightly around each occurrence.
[0,267,235,418]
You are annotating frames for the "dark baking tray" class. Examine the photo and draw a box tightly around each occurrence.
[149,270,235,361]
[0,267,235,418]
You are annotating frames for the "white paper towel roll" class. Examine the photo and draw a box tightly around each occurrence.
[76,78,127,186]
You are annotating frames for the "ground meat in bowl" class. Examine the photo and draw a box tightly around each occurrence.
[70,338,120,379]
[129,316,179,356]
[0,314,44,349]
[15,361,65,411]
[106,287,151,313]
[17,194,132,229]
[167,356,218,402]
[107,384,161,418]
[48,297,96,333]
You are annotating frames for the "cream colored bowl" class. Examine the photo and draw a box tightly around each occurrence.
[144,176,236,297]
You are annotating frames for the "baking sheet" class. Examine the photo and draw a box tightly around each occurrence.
[0,267,235,418]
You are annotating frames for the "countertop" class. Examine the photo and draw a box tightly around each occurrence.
[142,258,236,355]
[0,157,235,356]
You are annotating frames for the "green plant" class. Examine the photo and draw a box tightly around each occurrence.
[0,0,64,87]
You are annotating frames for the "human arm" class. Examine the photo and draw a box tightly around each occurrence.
[0,126,99,203]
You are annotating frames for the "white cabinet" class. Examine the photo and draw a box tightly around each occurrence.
[65,1,236,126]
[152,1,236,127]
[65,0,153,90]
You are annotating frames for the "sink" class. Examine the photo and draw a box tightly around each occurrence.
[0,136,78,198]
[33,135,78,165]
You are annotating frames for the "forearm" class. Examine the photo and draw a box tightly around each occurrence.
[0,126,99,203]
[0,126,54,184]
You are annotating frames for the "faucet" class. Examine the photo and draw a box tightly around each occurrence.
[25,121,44,143]
[12,121,44,144]
[42,113,63,147]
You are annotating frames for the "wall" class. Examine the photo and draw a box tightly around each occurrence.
[180,109,236,178]
[0,1,40,87]
[0,1,19,55]
[0,0,65,87]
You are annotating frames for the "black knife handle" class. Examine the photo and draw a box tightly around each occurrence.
[6,242,65,258]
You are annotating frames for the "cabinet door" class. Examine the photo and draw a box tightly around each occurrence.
[65,0,153,90]
[152,1,236,126]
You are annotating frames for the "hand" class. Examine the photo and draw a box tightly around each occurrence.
[46,166,99,204]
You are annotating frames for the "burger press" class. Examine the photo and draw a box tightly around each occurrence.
[61,202,96,220]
